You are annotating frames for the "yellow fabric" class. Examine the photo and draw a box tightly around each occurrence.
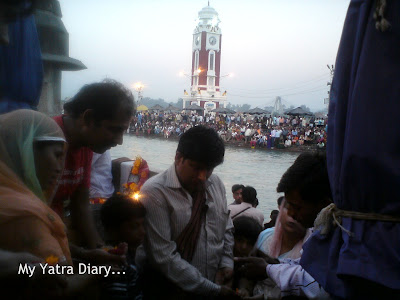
[137,104,148,111]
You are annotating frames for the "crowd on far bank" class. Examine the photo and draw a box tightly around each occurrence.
[130,111,328,150]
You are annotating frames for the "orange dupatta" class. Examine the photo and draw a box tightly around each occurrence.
[0,110,71,264]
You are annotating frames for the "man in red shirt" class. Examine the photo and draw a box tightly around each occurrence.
[53,79,135,249]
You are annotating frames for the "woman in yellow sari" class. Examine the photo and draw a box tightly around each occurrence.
[0,109,71,264]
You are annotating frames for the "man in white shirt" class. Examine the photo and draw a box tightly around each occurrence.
[137,126,238,299]
[236,153,332,299]
[275,127,282,138]
[244,127,252,143]
[229,186,264,227]
[270,128,277,148]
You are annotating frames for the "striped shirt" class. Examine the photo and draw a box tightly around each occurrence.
[135,164,234,296]
[228,202,264,226]
[101,255,142,300]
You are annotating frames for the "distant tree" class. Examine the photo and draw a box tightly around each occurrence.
[140,97,184,110]
[173,98,183,109]
[241,104,251,112]
[227,103,251,112]
[141,97,166,108]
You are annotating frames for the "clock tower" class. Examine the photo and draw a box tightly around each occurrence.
[182,4,227,112]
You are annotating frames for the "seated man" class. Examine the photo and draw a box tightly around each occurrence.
[53,80,135,249]
[229,186,264,227]
[230,184,244,205]
[136,126,238,299]
[235,153,332,299]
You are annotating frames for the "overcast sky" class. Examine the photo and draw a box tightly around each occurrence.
[60,0,350,111]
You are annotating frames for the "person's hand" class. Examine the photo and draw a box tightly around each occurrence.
[0,250,68,298]
[234,257,268,281]
[29,269,68,299]
[251,249,280,264]
[218,285,241,299]
[215,267,234,286]
[236,287,250,298]
[106,242,128,256]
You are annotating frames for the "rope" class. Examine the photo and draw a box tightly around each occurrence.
[314,203,400,237]
[374,0,390,32]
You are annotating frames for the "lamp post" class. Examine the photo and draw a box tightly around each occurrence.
[132,81,144,105]
[325,65,334,105]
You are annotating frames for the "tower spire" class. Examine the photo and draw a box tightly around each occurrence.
[208,1,210,6]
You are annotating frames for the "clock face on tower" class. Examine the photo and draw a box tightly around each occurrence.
[209,36,216,45]
[195,36,200,45]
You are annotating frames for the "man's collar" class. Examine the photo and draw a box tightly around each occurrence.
[240,202,253,208]
[165,163,213,189]
[165,164,182,189]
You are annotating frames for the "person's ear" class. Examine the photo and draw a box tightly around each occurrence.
[175,151,183,165]
[81,109,96,127]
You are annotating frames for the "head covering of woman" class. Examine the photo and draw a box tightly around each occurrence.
[268,198,311,259]
[0,109,71,264]
[0,109,66,202]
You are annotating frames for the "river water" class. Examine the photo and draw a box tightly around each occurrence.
[111,135,299,219]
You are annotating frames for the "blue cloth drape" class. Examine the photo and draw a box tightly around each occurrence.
[0,14,43,113]
[300,0,400,298]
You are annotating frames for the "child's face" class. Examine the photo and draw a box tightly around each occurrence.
[234,236,254,257]
[118,217,145,249]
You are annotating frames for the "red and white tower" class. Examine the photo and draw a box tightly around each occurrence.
[182,4,227,112]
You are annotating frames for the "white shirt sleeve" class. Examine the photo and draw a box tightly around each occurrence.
[266,258,331,299]
[89,150,114,198]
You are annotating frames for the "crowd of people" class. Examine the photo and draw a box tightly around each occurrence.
[131,111,328,150]
[0,101,333,299]
[1,0,399,299]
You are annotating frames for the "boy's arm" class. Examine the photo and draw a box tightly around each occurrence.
[267,258,331,299]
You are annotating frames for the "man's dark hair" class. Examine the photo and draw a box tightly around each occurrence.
[242,186,258,206]
[232,184,244,193]
[277,196,284,207]
[64,79,135,123]
[271,209,279,216]
[101,194,145,230]
[233,216,263,245]
[277,153,331,204]
[177,125,224,169]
